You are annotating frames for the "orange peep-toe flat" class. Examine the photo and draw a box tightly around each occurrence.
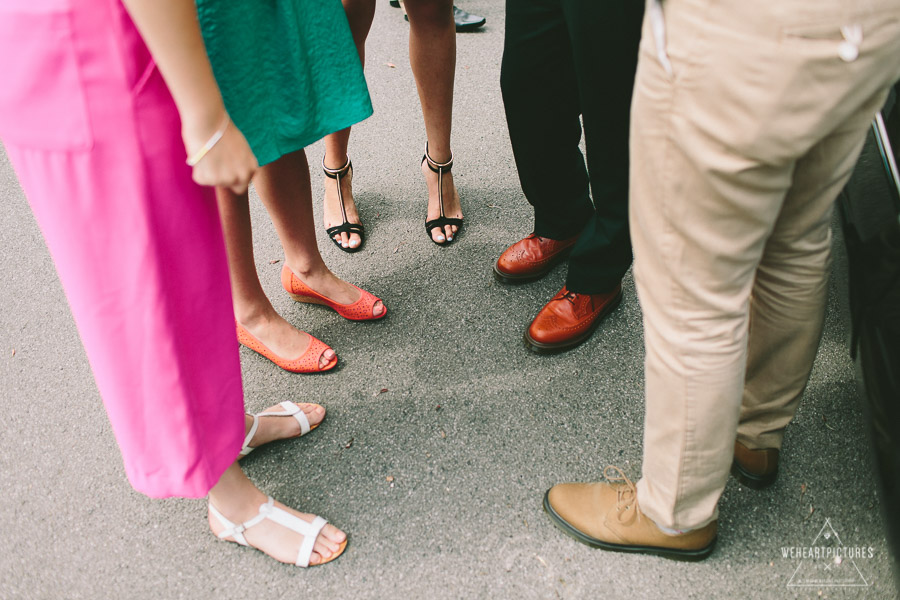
[236,322,337,373]
[281,265,387,321]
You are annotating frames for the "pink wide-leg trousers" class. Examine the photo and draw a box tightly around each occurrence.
[0,0,244,498]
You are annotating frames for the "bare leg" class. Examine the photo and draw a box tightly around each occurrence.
[405,0,461,243]
[208,463,346,566]
[216,187,337,369]
[252,149,384,314]
[322,0,377,249]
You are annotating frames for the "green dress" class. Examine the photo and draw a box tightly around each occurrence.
[196,0,373,167]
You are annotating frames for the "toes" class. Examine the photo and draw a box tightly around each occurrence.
[431,229,446,243]
[321,523,347,545]
[372,300,384,317]
[300,403,325,427]
[348,233,360,249]
[309,531,342,565]
[340,232,350,248]
[319,348,336,369]
[444,224,454,241]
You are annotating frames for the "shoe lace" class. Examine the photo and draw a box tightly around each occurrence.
[558,288,578,304]
[604,465,639,524]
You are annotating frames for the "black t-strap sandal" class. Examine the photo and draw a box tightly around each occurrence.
[323,156,364,253]
[423,147,463,246]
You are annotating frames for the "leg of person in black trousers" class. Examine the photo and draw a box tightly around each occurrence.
[495,0,643,353]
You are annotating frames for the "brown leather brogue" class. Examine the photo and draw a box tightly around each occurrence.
[731,441,779,489]
[493,233,579,284]
[544,466,717,561]
[524,284,622,353]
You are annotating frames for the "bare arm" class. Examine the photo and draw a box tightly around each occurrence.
[120,0,256,193]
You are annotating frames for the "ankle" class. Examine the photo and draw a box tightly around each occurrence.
[323,153,349,171]
[209,488,267,522]
[648,514,700,536]
[425,144,451,164]
[285,260,330,282]
[208,464,266,518]
[235,304,278,330]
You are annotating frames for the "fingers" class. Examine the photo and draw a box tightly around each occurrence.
[228,179,250,195]
[189,123,258,193]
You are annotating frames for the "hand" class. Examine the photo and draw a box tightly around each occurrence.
[184,117,258,194]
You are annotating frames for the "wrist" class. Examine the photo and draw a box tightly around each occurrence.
[181,104,229,156]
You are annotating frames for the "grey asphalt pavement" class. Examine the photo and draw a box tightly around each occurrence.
[0,3,896,599]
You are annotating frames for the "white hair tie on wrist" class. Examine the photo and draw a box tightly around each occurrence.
[186,117,230,166]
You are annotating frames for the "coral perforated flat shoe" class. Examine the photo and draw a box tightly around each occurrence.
[281,265,386,321]
[236,322,337,373]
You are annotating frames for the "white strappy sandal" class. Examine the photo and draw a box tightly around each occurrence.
[208,497,347,567]
[240,401,321,458]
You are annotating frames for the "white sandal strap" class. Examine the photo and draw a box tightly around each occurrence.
[211,497,328,568]
[241,402,315,457]
[208,498,273,546]
[283,401,312,435]
[239,413,260,457]
[260,505,328,567]
[256,401,312,433]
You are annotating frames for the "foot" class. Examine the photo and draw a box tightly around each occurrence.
[323,160,363,250]
[544,466,717,561]
[209,489,346,566]
[731,441,779,489]
[243,403,325,451]
[422,156,462,244]
[238,311,335,370]
[494,233,579,284]
[285,263,385,317]
[524,284,623,353]
[453,6,486,31]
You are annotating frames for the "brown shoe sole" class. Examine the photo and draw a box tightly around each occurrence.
[543,491,716,561]
[523,289,623,354]
[730,460,778,490]
[492,246,574,284]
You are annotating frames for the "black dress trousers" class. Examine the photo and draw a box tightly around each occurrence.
[500,0,643,294]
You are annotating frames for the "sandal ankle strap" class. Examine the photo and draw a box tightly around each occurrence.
[422,145,453,174]
[322,155,352,179]
[209,497,274,546]
[240,414,261,457]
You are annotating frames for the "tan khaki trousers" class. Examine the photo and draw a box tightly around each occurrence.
[630,0,900,530]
